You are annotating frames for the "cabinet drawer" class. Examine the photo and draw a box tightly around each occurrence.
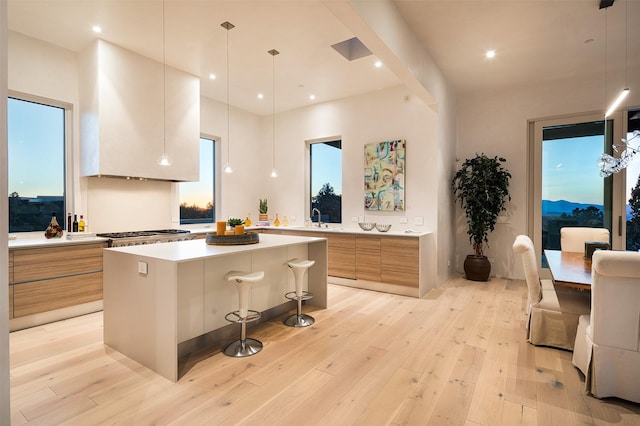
[327,234,356,279]
[8,285,13,319]
[13,243,106,283]
[13,271,103,317]
[356,236,381,281]
[8,251,14,284]
[381,238,419,287]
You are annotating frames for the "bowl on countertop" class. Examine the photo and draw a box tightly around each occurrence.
[358,222,376,231]
[375,224,392,232]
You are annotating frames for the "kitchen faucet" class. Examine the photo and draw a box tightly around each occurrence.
[312,208,322,228]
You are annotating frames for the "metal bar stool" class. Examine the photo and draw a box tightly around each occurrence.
[223,270,264,357]
[283,259,315,327]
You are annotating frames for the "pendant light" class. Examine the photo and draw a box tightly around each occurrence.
[269,49,279,178]
[598,0,639,177]
[603,0,630,118]
[158,0,171,166]
[221,21,235,174]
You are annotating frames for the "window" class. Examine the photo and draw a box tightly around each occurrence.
[179,137,215,224]
[310,140,342,224]
[8,95,69,232]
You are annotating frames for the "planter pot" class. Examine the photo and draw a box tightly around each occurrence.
[464,255,491,282]
[259,214,268,221]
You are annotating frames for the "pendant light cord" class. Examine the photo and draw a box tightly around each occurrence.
[226,27,230,167]
[272,51,276,172]
[163,0,166,156]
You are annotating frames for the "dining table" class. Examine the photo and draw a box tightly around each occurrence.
[544,249,592,291]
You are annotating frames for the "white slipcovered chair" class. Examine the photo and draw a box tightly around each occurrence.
[560,227,610,253]
[572,250,640,403]
[513,235,591,350]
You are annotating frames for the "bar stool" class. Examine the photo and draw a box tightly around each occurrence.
[223,270,265,357]
[283,259,315,327]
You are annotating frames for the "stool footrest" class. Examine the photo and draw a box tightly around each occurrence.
[284,290,313,302]
[225,309,261,324]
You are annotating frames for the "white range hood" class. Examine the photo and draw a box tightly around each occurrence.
[79,39,200,182]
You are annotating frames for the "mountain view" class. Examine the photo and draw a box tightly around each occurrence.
[542,199,632,221]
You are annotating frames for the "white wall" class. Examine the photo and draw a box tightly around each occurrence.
[1,1,10,422]
[262,85,437,231]
[457,71,640,279]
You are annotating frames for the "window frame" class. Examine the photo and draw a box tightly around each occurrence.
[8,90,73,233]
[177,134,218,226]
[306,136,343,224]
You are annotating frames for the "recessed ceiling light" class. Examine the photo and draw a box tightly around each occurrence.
[257,93,264,99]
[375,60,383,68]
[92,25,102,33]
[209,73,216,80]
[309,94,316,100]
[485,50,496,59]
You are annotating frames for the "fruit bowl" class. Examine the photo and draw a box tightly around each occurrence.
[375,224,392,232]
[358,222,376,231]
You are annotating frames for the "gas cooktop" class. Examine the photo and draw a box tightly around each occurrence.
[96,229,191,238]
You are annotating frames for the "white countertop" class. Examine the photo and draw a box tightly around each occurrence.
[105,233,325,262]
[8,232,108,249]
[188,225,429,237]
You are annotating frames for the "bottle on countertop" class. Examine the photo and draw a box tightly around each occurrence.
[282,215,289,227]
[72,214,79,232]
[67,213,72,232]
[45,212,64,239]
[79,215,85,232]
[274,213,280,227]
[245,213,252,227]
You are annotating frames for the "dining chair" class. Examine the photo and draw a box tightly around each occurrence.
[513,235,591,350]
[560,227,610,253]
[572,250,640,403]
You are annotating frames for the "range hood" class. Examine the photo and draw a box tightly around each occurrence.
[79,40,200,182]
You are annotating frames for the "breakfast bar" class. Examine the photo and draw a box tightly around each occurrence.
[102,233,327,381]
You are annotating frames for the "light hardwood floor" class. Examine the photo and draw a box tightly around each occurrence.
[9,276,640,425]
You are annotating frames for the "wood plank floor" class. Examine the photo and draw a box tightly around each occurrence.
[9,276,640,425]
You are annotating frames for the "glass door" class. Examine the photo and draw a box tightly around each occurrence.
[531,112,625,270]
[625,108,640,251]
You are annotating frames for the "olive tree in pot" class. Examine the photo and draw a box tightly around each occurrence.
[451,153,511,281]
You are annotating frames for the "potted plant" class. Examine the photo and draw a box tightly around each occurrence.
[226,217,245,228]
[258,198,268,221]
[451,153,511,281]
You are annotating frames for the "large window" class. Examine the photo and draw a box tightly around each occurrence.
[179,137,215,224]
[8,95,68,232]
[310,140,342,224]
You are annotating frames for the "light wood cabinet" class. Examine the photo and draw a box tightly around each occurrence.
[327,234,356,279]
[356,236,381,281]
[257,228,428,297]
[8,251,13,318]
[381,237,419,287]
[13,272,103,317]
[11,242,107,319]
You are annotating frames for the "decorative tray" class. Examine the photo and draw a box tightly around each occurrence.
[205,231,260,245]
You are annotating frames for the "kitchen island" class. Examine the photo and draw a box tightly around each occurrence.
[103,233,327,381]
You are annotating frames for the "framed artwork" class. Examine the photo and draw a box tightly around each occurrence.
[364,139,405,211]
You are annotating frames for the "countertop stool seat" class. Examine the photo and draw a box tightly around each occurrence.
[283,259,315,327]
[223,270,265,357]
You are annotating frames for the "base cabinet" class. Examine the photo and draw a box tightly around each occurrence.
[9,242,107,323]
[260,228,428,297]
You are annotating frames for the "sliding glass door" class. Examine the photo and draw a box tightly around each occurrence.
[531,112,627,270]
[626,109,640,250]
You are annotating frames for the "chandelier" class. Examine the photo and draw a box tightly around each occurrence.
[598,130,640,177]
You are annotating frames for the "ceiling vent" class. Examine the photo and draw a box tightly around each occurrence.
[331,37,372,61]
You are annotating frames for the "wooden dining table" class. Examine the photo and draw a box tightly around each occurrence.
[544,249,592,290]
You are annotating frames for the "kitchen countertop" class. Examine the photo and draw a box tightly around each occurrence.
[8,232,109,249]
[188,225,430,237]
[105,233,325,263]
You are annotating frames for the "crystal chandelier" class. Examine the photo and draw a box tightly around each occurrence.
[598,130,640,177]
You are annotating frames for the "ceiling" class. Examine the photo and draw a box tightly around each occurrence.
[7,0,640,116]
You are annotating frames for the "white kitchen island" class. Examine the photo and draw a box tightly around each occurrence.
[103,233,327,381]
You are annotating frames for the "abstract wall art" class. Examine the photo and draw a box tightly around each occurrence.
[364,139,405,211]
